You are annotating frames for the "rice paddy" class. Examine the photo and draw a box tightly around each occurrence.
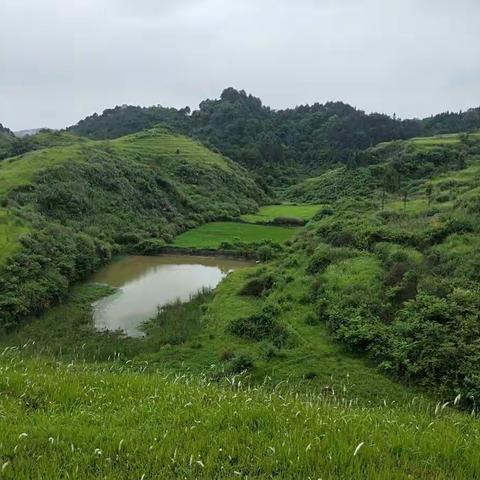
[172,222,298,249]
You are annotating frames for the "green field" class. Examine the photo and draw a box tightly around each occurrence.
[172,222,298,248]
[240,203,322,223]
[0,349,478,480]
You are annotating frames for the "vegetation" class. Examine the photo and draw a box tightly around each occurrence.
[68,88,480,185]
[0,123,16,159]
[172,222,297,249]
[240,203,322,224]
[0,128,83,160]
[280,133,480,403]
[1,348,479,479]
[0,128,265,329]
[2,98,480,478]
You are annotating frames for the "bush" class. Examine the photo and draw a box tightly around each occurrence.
[271,216,305,226]
[228,354,255,373]
[239,273,275,297]
[228,305,288,347]
[136,238,166,255]
[219,349,235,361]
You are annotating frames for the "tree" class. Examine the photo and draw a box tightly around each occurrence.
[425,182,433,206]
[402,190,408,212]
[381,167,399,210]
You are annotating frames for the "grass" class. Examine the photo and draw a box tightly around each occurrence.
[240,203,322,223]
[0,256,416,404]
[0,348,479,479]
[172,222,298,248]
[0,128,247,198]
[0,144,87,196]
[112,130,232,170]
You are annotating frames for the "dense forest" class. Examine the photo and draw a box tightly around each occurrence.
[66,88,480,183]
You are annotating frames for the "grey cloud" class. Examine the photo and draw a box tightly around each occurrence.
[0,0,479,130]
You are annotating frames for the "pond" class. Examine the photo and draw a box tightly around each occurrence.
[90,255,253,337]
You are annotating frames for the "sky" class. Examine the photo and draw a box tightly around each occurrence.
[1,0,479,130]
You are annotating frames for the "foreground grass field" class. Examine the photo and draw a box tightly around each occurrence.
[0,349,478,480]
[240,203,322,223]
[172,222,298,248]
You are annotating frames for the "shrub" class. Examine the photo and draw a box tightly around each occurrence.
[304,312,319,326]
[271,216,305,226]
[219,349,235,361]
[239,273,275,297]
[136,238,166,255]
[228,305,288,347]
[228,354,255,373]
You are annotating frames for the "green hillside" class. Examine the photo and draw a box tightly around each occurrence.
[0,128,265,329]
[68,89,480,183]
[0,349,478,480]
[0,124,16,159]
[2,128,480,478]
[287,131,480,204]
[279,133,480,401]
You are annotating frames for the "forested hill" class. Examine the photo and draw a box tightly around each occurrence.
[0,123,13,135]
[0,123,16,159]
[67,88,480,180]
[0,128,264,329]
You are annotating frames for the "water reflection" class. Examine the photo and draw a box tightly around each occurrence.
[91,255,252,337]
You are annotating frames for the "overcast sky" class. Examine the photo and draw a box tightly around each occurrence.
[1,0,479,130]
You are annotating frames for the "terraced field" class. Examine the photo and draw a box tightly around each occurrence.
[112,130,231,169]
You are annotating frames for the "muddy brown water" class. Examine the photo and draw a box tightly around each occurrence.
[90,255,254,337]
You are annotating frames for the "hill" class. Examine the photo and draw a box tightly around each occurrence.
[0,123,16,160]
[286,131,480,203]
[0,128,265,329]
[279,132,480,401]
[2,123,480,477]
[68,88,480,184]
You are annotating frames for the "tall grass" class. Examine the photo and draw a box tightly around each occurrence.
[142,287,213,344]
[0,346,479,479]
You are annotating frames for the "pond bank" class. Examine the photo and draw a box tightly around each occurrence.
[160,246,261,259]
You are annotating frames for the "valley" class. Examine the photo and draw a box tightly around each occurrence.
[1,93,480,478]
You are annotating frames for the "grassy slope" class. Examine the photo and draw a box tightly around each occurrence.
[3,131,480,477]
[172,222,298,248]
[0,130,252,198]
[0,143,89,196]
[0,350,479,480]
[240,203,322,223]
[286,132,480,204]
[0,128,264,265]
[1,258,415,405]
